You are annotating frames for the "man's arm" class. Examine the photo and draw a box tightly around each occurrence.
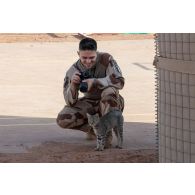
[94,56,125,90]
[63,68,80,106]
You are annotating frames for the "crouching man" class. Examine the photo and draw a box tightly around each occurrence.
[56,37,125,147]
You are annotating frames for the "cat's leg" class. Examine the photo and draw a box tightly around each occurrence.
[100,134,105,151]
[115,126,123,149]
[118,125,123,149]
[104,130,112,148]
[113,127,118,138]
[113,127,119,148]
[95,135,100,151]
[95,135,104,151]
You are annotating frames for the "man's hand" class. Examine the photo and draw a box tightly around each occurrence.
[83,78,95,92]
[70,72,81,97]
[71,72,81,89]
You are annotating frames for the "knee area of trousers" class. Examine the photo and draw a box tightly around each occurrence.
[101,87,118,102]
[56,113,73,128]
[101,87,117,98]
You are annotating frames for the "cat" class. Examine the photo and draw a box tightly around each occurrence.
[87,110,124,151]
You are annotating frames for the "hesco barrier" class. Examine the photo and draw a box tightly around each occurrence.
[154,33,195,163]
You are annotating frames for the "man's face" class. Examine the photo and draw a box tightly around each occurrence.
[78,50,97,69]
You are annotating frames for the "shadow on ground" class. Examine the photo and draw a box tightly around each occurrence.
[132,62,154,71]
[0,115,157,163]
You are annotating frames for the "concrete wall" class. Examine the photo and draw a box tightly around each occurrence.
[155,34,195,162]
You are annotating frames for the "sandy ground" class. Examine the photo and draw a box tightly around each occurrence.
[0,34,157,162]
[0,142,157,163]
[0,33,154,42]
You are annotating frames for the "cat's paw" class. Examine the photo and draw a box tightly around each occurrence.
[94,147,104,151]
[104,143,112,149]
[115,145,123,149]
[94,147,99,151]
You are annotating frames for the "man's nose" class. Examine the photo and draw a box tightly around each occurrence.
[86,59,91,64]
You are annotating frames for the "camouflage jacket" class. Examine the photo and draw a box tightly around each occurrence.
[63,52,125,106]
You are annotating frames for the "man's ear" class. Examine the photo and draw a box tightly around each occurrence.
[77,51,80,56]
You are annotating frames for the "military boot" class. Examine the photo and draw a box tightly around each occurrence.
[86,127,96,140]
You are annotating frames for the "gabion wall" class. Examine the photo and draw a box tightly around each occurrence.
[157,33,195,61]
[155,33,195,163]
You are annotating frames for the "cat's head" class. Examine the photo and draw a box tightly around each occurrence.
[86,113,100,127]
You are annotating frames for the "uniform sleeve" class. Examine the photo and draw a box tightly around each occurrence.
[63,68,79,106]
[94,56,125,90]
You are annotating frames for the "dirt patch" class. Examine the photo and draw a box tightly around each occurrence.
[0,33,154,43]
[0,142,157,163]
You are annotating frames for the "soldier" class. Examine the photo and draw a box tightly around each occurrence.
[56,37,125,147]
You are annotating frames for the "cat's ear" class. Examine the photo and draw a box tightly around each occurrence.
[86,113,90,118]
[95,113,99,117]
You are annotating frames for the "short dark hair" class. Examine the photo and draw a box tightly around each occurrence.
[79,38,97,51]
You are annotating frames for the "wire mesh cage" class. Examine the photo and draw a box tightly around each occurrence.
[155,33,195,163]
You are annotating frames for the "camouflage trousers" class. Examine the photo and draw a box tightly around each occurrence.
[56,87,124,133]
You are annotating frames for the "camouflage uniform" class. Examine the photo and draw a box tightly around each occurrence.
[56,52,125,134]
